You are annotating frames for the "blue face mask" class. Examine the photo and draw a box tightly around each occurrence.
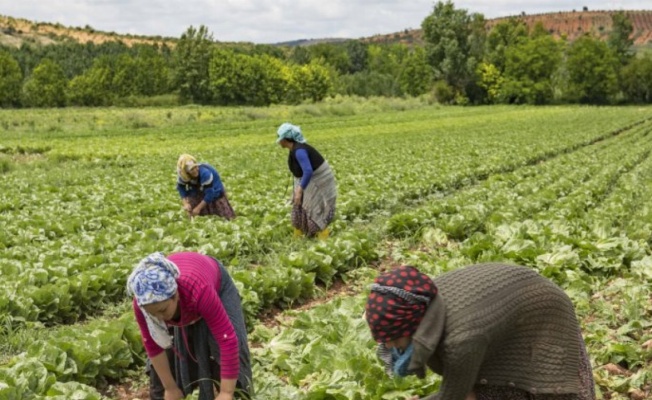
[391,342,414,377]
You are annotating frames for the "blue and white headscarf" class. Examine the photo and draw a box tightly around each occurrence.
[276,122,306,144]
[127,252,180,349]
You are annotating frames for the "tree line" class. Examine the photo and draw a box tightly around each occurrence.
[1,1,651,108]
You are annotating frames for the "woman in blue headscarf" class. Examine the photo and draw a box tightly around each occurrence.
[276,122,337,239]
[127,252,253,400]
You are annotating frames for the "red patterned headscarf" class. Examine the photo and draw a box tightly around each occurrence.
[365,266,438,343]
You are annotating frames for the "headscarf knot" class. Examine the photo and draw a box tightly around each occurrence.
[276,122,306,144]
[365,266,438,343]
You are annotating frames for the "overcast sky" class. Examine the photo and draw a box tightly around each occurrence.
[3,1,650,44]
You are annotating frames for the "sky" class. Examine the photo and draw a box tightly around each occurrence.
[2,1,651,44]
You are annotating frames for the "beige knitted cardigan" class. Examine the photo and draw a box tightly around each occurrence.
[408,263,583,400]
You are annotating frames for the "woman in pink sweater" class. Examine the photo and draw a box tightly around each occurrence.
[127,252,253,400]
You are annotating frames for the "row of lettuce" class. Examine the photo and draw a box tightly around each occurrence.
[0,106,651,398]
[1,107,645,325]
[252,118,652,398]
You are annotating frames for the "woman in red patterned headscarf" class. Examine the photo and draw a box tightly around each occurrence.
[365,264,595,400]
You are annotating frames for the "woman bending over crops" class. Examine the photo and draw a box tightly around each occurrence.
[365,263,595,400]
[177,154,235,219]
[276,122,336,239]
[127,252,253,400]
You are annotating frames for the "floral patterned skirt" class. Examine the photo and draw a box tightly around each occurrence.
[187,193,236,220]
[292,204,335,237]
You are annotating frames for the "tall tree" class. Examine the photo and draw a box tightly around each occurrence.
[564,35,618,104]
[501,32,562,104]
[0,50,23,107]
[21,59,67,107]
[132,45,170,96]
[308,43,351,74]
[67,62,114,106]
[620,55,652,103]
[608,11,634,66]
[345,40,368,74]
[174,25,215,104]
[421,1,485,100]
[485,18,529,72]
[399,47,433,96]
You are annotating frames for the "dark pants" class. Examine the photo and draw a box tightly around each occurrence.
[147,333,251,399]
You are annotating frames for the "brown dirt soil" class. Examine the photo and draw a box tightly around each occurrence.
[0,15,175,48]
[101,379,149,400]
[364,10,652,47]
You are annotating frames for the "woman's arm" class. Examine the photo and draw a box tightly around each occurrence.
[424,342,486,400]
[295,149,313,189]
[133,301,183,399]
[150,351,184,399]
[200,167,224,203]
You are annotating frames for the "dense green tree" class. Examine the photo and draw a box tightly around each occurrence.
[112,54,137,97]
[399,47,433,96]
[620,55,652,103]
[608,11,634,66]
[67,63,114,106]
[421,1,486,102]
[308,43,351,74]
[289,46,312,65]
[245,55,287,106]
[345,40,368,74]
[208,48,242,104]
[564,35,618,104]
[0,50,23,107]
[367,44,409,76]
[485,19,528,73]
[500,33,562,104]
[337,71,397,97]
[21,59,67,107]
[365,44,410,96]
[476,62,504,103]
[132,46,170,96]
[209,50,288,106]
[174,25,215,104]
[285,61,332,103]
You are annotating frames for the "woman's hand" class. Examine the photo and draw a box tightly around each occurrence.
[293,186,303,205]
[190,200,207,217]
[164,386,184,400]
[216,378,237,400]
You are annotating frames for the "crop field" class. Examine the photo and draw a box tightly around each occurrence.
[1,98,651,399]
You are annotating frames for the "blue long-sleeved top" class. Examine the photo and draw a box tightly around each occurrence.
[295,149,313,189]
[177,164,224,203]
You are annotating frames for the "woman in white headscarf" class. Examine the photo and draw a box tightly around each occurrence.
[176,154,235,219]
[276,122,337,239]
[127,252,253,400]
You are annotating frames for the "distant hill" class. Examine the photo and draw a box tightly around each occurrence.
[363,10,652,49]
[0,15,176,48]
[1,10,651,49]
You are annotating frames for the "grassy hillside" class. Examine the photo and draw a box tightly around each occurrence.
[1,10,651,49]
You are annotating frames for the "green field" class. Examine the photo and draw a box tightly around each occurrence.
[1,98,651,399]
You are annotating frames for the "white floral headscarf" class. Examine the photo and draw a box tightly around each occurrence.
[127,252,180,349]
